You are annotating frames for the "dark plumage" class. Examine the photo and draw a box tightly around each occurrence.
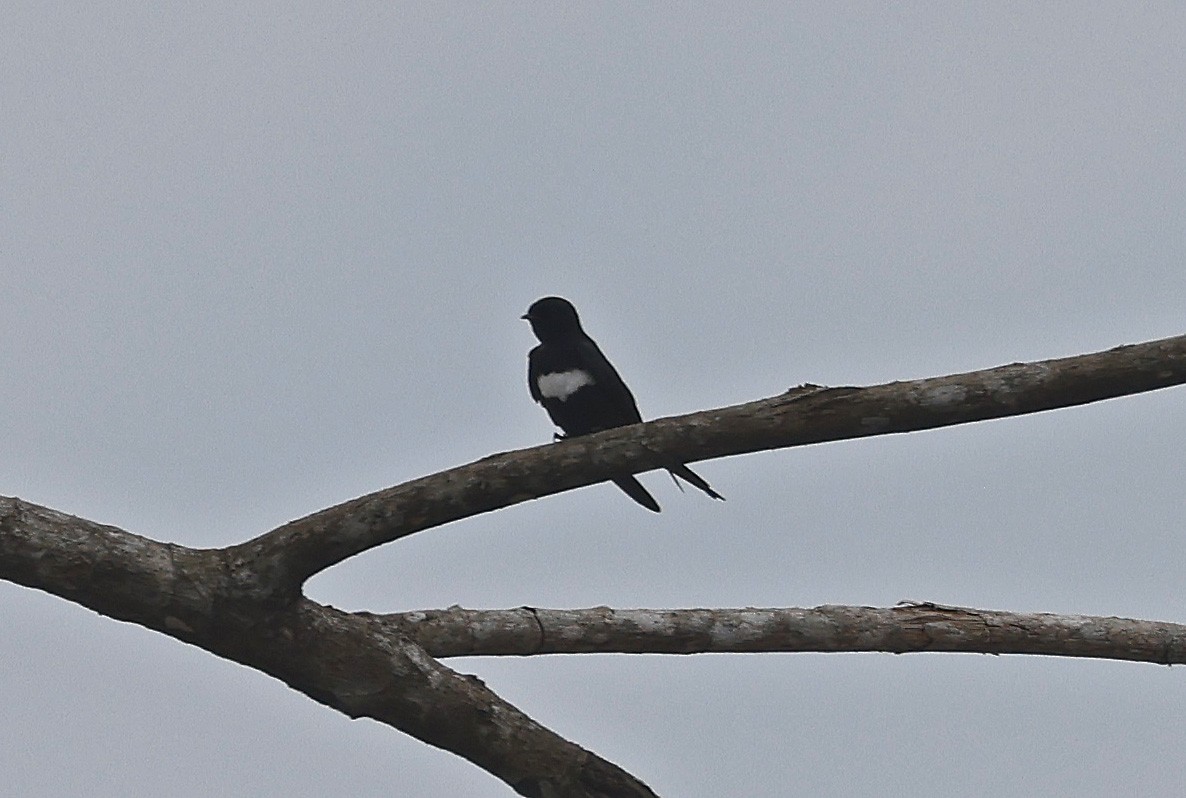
[522,296,724,512]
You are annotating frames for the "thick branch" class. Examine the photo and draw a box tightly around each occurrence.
[239,333,1186,590]
[0,497,657,797]
[252,601,658,798]
[0,497,220,638]
[377,603,1186,665]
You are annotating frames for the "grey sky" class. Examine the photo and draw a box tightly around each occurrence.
[3,4,1185,796]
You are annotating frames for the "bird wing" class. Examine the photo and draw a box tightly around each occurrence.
[527,345,545,404]
[573,336,644,426]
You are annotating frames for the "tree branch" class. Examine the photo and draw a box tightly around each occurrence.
[3,333,1186,795]
[376,603,1186,664]
[253,601,659,798]
[236,333,1186,593]
[0,497,658,797]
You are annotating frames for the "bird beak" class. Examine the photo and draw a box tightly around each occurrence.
[520,313,530,321]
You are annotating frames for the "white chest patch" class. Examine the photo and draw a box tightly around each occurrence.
[537,369,594,401]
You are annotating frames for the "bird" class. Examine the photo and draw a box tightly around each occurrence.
[522,296,724,512]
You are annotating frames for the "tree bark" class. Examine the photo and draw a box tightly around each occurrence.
[379,603,1186,664]
[2,333,1185,795]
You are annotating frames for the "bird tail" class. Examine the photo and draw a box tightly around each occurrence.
[667,463,725,501]
[612,476,661,512]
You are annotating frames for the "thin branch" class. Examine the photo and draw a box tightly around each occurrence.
[376,603,1186,665]
[236,333,1186,593]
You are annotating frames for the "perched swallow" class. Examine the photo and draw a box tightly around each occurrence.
[523,296,724,511]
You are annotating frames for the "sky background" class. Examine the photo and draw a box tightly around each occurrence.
[3,4,1185,796]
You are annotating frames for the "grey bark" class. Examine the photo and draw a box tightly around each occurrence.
[2,333,1185,796]
[382,603,1186,664]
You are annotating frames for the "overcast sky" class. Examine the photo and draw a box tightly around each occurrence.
[3,4,1186,796]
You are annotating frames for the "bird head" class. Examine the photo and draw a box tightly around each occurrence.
[522,296,582,343]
